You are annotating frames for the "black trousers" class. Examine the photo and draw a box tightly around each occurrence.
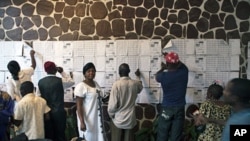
[45,110,66,141]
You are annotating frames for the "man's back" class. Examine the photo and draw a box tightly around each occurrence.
[156,63,188,106]
[108,77,142,129]
[15,94,50,140]
[38,76,64,112]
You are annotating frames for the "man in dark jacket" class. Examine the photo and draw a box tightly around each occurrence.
[37,61,74,141]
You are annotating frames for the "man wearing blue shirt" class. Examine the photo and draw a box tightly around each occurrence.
[155,52,189,141]
[221,78,250,141]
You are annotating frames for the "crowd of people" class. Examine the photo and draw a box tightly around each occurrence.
[1,50,250,141]
[0,49,143,141]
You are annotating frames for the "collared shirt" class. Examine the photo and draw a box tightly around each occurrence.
[108,76,142,129]
[36,71,75,96]
[15,93,50,140]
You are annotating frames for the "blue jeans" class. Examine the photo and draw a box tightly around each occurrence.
[157,106,185,141]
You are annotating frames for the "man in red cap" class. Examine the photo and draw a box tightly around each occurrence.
[37,61,75,141]
[155,52,189,141]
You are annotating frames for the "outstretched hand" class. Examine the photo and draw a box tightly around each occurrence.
[135,69,140,77]
[161,62,167,69]
[80,122,87,132]
[30,50,35,56]
[194,113,208,126]
[57,67,63,73]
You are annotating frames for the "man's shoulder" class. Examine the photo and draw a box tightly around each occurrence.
[39,75,61,82]
[21,67,34,74]
[229,109,250,124]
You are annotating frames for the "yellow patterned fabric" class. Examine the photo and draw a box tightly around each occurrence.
[197,101,231,141]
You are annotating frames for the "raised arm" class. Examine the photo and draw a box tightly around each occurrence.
[30,50,36,70]
[57,67,75,89]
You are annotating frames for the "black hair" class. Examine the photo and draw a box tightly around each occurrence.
[229,78,250,103]
[119,63,130,76]
[82,62,96,75]
[7,60,20,80]
[207,83,223,100]
[20,81,34,96]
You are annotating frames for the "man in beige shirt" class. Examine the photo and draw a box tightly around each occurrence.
[13,81,50,140]
[108,63,143,141]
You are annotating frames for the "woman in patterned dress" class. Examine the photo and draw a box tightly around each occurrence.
[194,82,231,141]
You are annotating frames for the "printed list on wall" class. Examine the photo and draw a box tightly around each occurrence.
[0,40,163,103]
[0,39,241,104]
[163,39,240,103]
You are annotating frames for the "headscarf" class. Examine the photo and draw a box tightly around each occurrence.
[83,62,96,74]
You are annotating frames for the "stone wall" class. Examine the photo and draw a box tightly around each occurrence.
[1,0,250,140]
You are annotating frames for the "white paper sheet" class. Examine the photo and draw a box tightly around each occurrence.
[206,39,218,55]
[188,71,205,87]
[73,56,84,71]
[195,40,207,55]
[116,40,128,56]
[127,40,139,55]
[105,56,116,71]
[150,55,161,71]
[185,39,195,55]
[150,40,161,56]
[127,56,138,72]
[139,56,151,71]
[149,72,160,87]
[105,72,116,87]
[139,40,150,55]
[84,41,96,56]
[95,40,106,56]
[186,87,205,103]
[230,56,240,71]
[72,72,84,85]
[54,57,73,71]
[95,71,106,87]
[229,39,241,55]
[95,56,106,71]
[106,41,116,56]
[0,71,5,83]
[73,41,85,56]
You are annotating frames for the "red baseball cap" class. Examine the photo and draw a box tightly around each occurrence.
[165,52,179,63]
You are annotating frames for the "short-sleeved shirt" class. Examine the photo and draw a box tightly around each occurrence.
[74,81,104,141]
[198,101,231,141]
[6,67,34,99]
[15,93,50,140]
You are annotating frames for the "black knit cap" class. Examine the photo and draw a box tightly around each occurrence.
[83,62,96,74]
